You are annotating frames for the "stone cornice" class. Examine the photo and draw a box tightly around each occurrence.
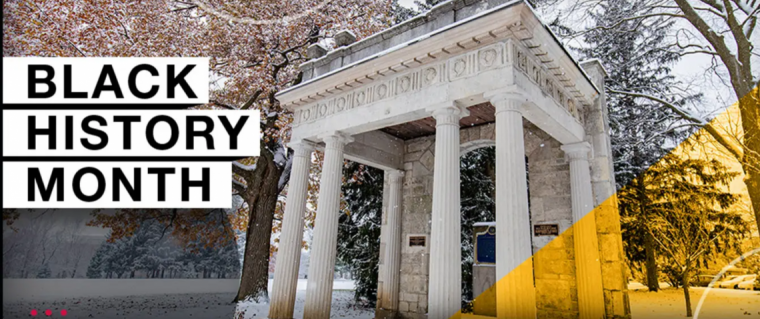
[290,39,589,128]
[277,2,598,114]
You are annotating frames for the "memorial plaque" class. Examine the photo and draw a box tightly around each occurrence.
[409,235,426,247]
[475,226,496,264]
[534,224,559,236]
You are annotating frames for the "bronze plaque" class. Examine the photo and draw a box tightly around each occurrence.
[533,224,559,236]
[409,236,426,247]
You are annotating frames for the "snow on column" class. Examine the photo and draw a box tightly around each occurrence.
[561,142,606,319]
[489,93,536,319]
[303,132,353,319]
[427,104,468,319]
[269,140,315,319]
[380,170,404,311]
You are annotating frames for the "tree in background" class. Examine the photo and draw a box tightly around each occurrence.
[3,0,393,301]
[644,154,747,317]
[86,216,240,280]
[459,147,496,309]
[336,162,384,307]
[554,0,759,237]
[572,0,699,292]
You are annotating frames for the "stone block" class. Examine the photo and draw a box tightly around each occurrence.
[599,233,622,262]
[412,162,431,177]
[334,30,357,47]
[401,292,418,302]
[405,150,423,162]
[536,279,576,311]
[594,202,622,234]
[460,128,470,144]
[480,123,495,140]
[399,301,409,312]
[419,151,435,171]
[407,138,432,153]
[307,43,328,59]
[601,259,626,291]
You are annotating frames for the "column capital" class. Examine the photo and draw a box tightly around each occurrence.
[288,140,317,157]
[387,170,404,183]
[484,90,528,114]
[426,103,470,126]
[561,142,593,161]
[318,131,354,148]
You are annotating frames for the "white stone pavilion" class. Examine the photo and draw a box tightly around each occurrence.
[269,1,630,318]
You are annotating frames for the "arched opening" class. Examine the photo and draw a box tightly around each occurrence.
[459,143,531,314]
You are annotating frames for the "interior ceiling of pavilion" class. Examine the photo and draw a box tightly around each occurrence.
[381,102,496,140]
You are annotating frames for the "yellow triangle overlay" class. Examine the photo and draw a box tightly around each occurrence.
[450,86,758,319]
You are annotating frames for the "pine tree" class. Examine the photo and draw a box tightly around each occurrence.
[36,264,52,278]
[86,243,108,278]
[336,162,384,306]
[576,0,700,292]
[637,154,747,316]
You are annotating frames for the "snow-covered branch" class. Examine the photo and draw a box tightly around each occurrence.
[608,89,744,161]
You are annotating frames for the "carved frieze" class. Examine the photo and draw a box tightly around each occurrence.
[293,40,587,127]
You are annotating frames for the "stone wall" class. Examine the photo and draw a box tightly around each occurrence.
[525,130,579,319]
[398,135,435,318]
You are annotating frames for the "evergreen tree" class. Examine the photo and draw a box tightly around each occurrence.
[336,162,384,307]
[576,0,700,292]
[36,264,52,278]
[86,243,108,278]
[459,147,496,309]
[85,212,240,279]
[636,154,746,316]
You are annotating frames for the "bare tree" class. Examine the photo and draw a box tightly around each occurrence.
[556,0,759,232]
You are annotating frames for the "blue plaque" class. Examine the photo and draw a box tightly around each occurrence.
[475,227,496,264]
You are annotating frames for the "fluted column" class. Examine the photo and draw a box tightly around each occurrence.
[380,170,404,311]
[303,132,353,319]
[427,104,468,319]
[489,93,536,319]
[561,142,606,319]
[269,140,315,319]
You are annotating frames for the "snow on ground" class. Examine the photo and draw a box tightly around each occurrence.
[235,290,374,319]
[629,286,760,318]
[3,279,369,319]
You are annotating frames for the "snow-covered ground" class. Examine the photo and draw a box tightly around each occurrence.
[2,279,369,319]
[629,287,760,318]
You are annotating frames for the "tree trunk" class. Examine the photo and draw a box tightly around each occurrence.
[644,231,659,292]
[682,270,692,317]
[234,151,284,302]
[739,89,760,237]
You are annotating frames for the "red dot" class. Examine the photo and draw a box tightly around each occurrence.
[60,309,68,316]
[30,309,37,316]
[44,309,52,316]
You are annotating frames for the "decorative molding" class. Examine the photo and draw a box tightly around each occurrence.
[292,38,589,127]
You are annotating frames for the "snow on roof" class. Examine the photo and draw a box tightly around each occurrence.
[279,0,600,100]
[278,0,525,97]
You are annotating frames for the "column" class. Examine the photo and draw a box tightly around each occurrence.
[303,132,353,319]
[380,170,404,311]
[489,93,536,319]
[427,104,468,319]
[269,141,315,319]
[561,142,606,319]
